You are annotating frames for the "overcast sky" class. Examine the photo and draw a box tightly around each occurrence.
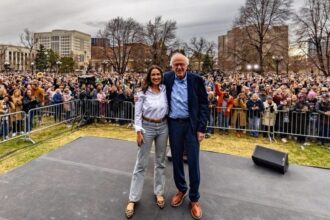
[0,0,305,45]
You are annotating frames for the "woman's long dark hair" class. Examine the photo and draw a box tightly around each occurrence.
[142,65,163,94]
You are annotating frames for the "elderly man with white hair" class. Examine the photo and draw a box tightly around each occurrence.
[163,52,208,219]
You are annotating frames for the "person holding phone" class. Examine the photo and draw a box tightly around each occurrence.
[125,65,168,218]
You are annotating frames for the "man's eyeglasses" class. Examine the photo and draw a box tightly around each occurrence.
[173,63,186,68]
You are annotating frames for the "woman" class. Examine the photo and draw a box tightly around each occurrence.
[125,65,168,218]
[22,89,38,132]
[262,96,277,138]
[11,89,24,136]
[63,88,73,122]
[231,92,247,137]
[0,95,15,139]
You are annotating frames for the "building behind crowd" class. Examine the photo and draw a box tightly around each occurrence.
[34,30,91,70]
[218,25,289,73]
[91,38,109,47]
[0,44,36,72]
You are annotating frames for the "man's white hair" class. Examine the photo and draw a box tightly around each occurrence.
[170,53,189,66]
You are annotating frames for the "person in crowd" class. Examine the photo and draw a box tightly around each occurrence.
[163,53,208,220]
[272,88,284,106]
[215,83,234,134]
[63,88,73,122]
[205,91,217,138]
[11,89,24,136]
[247,93,264,137]
[262,96,277,138]
[0,87,7,100]
[231,92,248,137]
[277,98,294,143]
[22,89,38,132]
[31,80,45,126]
[96,85,106,117]
[294,93,310,144]
[31,80,45,106]
[316,93,330,145]
[306,90,318,137]
[0,95,15,139]
[110,87,124,123]
[125,65,168,218]
[52,88,63,122]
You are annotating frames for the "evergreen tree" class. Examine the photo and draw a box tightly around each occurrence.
[47,49,59,72]
[35,44,48,72]
[59,57,75,73]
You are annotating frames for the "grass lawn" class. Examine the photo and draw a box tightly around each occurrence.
[0,123,329,174]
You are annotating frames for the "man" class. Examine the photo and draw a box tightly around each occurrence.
[163,53,208,219]
[316,93,330,145]
[246,93,264,137]
[31,80,45,107]
[214,83,234,134]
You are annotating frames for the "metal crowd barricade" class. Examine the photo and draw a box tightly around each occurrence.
[207,106,330,141]
[274,110,330,140]
[0,111,27,143]
[2,100,329,145]
[25,100,82,143]
[84,99,134,124]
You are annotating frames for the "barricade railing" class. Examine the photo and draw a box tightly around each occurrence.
[27,99,82,132]
[0,111,27,143]
[207,106,330,141]
[4,100,328,145]
[25,100,82,143]
[84,99,134,124]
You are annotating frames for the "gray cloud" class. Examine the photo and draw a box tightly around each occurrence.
[0,0,305,45]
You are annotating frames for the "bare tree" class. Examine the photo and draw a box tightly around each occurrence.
[185,37,215,71]
[235,0,292,74]
[145,16,177,68]
[294,0,330,76]
[20,28,38,68]
[99,17,144,74]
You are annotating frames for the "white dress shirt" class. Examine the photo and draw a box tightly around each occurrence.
[134,84,168,132]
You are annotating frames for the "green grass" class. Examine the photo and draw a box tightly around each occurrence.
[0,123,329,174]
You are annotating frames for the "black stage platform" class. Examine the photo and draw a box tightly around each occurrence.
[0,137,329,220]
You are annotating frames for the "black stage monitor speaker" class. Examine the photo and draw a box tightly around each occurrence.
[252,145,289,174]
[78,75,96,86]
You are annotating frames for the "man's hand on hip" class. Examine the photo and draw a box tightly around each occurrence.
[197,132,205,142]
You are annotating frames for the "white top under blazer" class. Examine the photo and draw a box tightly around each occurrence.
[134,84,168,132]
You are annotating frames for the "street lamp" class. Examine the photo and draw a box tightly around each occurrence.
[56,61,62,75]
[102,60,108,74]
[246,64,252,71]
[30,62,34,74]
[253,64,259,71]
[272,55,283,76]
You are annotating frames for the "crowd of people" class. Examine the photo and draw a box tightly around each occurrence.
[203,71,330,145]
[0,70,330,145]
[0,71,142,139]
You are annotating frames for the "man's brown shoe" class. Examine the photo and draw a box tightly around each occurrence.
[190,202,202,219]
[170,191,187,207]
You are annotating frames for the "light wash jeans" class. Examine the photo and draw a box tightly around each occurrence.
[249,116,260,137]
[129,120,168,202]
[218,112,229,130]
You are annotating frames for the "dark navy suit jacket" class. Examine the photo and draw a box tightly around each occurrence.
[163,71,209,133]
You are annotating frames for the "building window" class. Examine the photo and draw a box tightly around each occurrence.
[51,36,59,41]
